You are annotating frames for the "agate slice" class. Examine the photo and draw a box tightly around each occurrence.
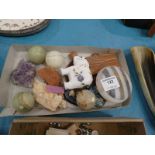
[96,66,132,104]
[131,46,155,115]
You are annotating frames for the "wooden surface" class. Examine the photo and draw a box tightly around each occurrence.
[9,117,146,135]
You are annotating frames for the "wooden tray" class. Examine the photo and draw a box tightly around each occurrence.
[9,117,146,135]
[0,45,131,116]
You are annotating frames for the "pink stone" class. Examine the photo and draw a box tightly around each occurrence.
[46,85,64,94]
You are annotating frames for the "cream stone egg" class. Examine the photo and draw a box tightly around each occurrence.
[46,51,65,69]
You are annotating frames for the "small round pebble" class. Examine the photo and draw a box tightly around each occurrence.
[76,90,96,111]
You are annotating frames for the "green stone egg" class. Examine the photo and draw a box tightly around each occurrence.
[13,92,35,112]
[28,46,46,64]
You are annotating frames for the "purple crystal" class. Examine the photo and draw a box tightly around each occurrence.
[10,60,36,88]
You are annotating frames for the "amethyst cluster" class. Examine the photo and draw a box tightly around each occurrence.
[10,60,36,88]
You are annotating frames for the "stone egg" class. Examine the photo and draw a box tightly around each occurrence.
[28,46,46,64]
[46,51,65,69]
[76,90,96,110]
[13,92,35,112]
